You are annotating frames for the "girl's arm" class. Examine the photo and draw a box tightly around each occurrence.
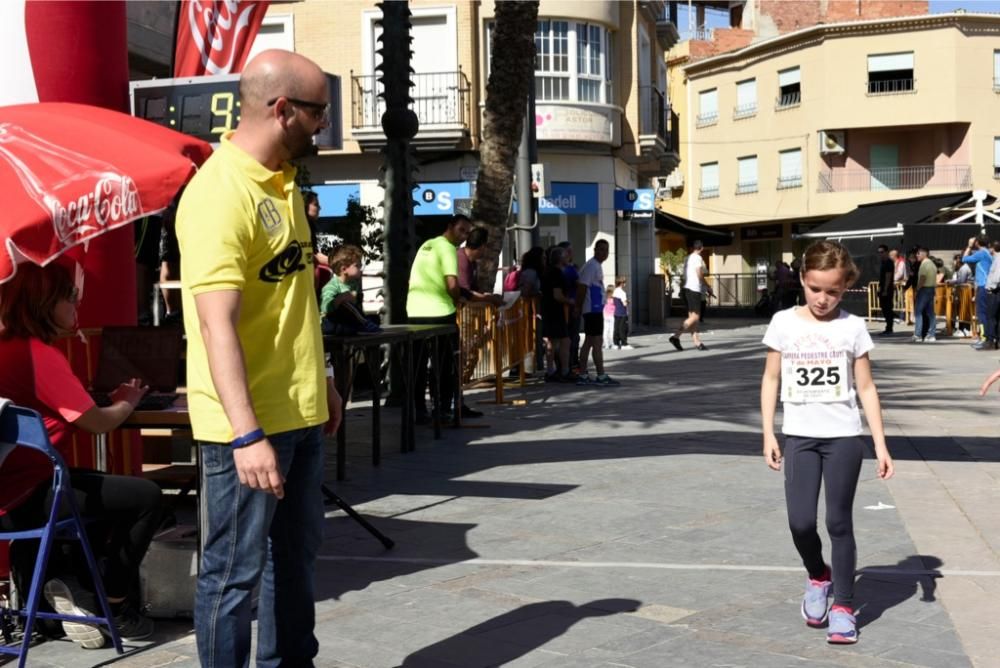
[979,367,1000,396]
[854,352,894,480]
[760,349,782,471]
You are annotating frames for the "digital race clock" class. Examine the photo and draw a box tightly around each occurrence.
[130,73,342,149]
[130,74,242,144]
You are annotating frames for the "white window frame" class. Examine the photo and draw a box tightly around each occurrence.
[576,22,608,103]
[734,78,757,119]
[994,137,1000,178]
[994,50,1000,92]
[362,6,458,76]
[777,67,801,109]
[737,155,758,194]
[247,14,295,61]
[778,148,803,189]
[697,88,718,127]
[700,162,720,199]
[866,52,915,96]
[535,19,571,101]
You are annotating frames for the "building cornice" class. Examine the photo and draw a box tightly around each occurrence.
[683,13,1000,80]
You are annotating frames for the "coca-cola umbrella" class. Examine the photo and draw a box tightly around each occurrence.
[0,102,212,283]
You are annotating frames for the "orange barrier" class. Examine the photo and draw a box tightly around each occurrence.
[867,282,976,336]
[457,298,536,404]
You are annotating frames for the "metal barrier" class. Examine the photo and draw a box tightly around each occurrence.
[457,298,536,404]
[866,282,977,335]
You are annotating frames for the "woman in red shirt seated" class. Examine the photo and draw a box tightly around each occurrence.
[0,262,162,648]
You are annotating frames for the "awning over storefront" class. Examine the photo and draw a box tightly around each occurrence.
[796,191,973,240]
[654,210,734,246]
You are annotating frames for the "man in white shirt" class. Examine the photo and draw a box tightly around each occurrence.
[576,239,619,385]
[670,240,714,351]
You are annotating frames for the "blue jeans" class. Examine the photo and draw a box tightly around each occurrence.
[976,286,989,337]
[195,426,324,668]
[914,287,936,339]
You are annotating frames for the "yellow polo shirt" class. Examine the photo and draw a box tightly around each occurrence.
[176,133,327,442]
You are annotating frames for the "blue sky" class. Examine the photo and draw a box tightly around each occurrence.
[930,0,1000,12]
[680,0,1000,31]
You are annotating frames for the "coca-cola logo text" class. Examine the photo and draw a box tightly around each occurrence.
[49,174,141,243]
[185,0,259,76]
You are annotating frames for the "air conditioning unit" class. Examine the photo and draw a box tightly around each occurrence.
[650,176,674,200]
[819,130,846,155]
[664,171,684,188]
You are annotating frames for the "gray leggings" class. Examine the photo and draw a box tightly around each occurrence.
[784,436,865,607]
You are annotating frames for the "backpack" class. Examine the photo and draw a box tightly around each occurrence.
[503,268,521,292]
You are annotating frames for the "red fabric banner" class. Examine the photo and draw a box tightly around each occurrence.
[173,0,271,77]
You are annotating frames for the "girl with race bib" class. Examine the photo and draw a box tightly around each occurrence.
[760,240,894,645]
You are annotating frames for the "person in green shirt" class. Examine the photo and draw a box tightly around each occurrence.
[407,215,471,422]
[913,246,938,342]
[320,244,379,335]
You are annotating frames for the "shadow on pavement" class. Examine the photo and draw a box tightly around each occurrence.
[394,598,641,668]
[855,555,942,629]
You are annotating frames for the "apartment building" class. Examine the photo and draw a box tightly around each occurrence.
[247,0,679,323]
[660,9,1000,274]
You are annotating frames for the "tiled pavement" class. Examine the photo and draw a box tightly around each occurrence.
[14,316,1000,667]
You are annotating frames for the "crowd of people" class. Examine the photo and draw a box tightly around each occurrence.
[504,240,628,386]
[875,236,996,346]
[10,45,995,662]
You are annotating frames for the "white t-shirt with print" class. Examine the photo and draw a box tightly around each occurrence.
[684,253,705,291]
[762,307,874,438]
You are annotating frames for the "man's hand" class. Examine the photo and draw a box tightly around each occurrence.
[233,439,285,499]
[325,381,343,435]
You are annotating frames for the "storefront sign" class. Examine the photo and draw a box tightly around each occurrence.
[312,183,361,217]
[536,104,615,144]
[741,223,784,241]
[414,181,472,216]
[512,182,600,215]
[614,188,655,212]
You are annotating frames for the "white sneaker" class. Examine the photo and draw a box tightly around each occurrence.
[619,344,634,350]
[43,578,106,649]
[911,335,921,342]
[924,336,937,343]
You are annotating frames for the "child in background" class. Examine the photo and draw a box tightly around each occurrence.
[612,276,631,349]
[602,285,615,349]
[760,240,893,646]
[320,244,380,335]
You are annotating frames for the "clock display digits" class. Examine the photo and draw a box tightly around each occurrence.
[210,92,235,135]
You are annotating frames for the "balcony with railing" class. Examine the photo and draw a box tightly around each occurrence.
[733,103,757,120]
[866,78,916,96]
[638,85,669,154]
[350,70,471,151]
[817,165,972,193]
[775,91,801,110]
[696,111,718,128]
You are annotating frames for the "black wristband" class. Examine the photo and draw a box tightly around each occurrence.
[231,428,266,449]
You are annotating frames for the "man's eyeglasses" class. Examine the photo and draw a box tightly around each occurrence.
[267,96,329,121]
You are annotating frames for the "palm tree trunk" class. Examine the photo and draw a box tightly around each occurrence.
[472,1,539,293]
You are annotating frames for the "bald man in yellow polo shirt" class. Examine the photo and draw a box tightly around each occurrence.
[177,50,340,667]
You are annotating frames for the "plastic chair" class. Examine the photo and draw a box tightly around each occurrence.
[0,405,123,666]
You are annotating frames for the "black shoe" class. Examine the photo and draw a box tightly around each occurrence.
[669,335,683,351]
[877,330,893,337]
[107,600,154,642]
[460,405,484,418]
[697,343,709,351]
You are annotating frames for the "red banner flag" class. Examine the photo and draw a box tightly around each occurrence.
[173,0,270,77]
